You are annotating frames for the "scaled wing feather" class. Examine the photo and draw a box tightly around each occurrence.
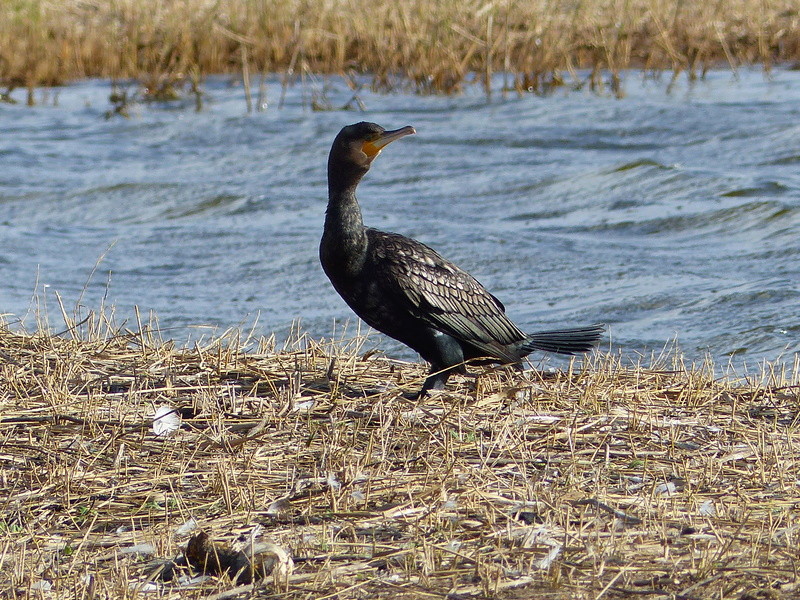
[370,230,525,361]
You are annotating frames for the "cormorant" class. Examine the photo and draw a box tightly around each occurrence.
[320,122,603,396]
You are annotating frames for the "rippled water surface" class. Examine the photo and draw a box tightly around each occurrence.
[2,70,799,367]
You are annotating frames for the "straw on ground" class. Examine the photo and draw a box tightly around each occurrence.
[1,320,799,598]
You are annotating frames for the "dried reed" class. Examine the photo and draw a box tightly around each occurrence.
[1,316,799,598]
[1,0,799,100]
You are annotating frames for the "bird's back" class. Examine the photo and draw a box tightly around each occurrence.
[360,229,527,363]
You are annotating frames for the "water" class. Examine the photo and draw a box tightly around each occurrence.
[1,69,799,368]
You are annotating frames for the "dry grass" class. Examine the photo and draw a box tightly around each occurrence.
[1,0,800,100]
[2,314,800,599]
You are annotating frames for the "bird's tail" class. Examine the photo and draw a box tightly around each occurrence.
[519,324,605,356]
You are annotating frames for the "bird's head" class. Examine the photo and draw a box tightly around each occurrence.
[328,122,416,186]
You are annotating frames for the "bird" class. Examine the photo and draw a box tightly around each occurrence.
[320,121,604,397]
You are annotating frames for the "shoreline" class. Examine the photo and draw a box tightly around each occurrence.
[2,0,800,99]
[1,323,799,597]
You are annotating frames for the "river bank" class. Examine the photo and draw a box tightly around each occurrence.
[1,322,798,598]
[2,0,800,100]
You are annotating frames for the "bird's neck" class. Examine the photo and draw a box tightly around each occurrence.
[322,182,368,277]
[325,186,365,239]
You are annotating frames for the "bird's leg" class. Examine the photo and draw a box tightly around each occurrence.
[417,329,467,398]
[413,331,468,398]
[416,365,454,399]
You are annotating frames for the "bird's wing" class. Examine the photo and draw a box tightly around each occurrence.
[369,230,526,360]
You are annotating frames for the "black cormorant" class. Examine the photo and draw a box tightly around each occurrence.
[320,122,604,396]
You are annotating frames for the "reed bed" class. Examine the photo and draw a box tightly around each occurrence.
[1,0,800,101]
[2,318,800,599]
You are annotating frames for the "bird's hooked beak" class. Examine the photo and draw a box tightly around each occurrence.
[362,126,416,159]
